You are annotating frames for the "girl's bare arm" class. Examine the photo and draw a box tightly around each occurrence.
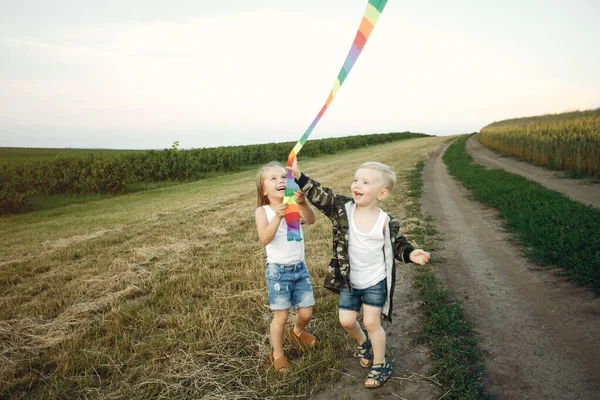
[255,205,285,245]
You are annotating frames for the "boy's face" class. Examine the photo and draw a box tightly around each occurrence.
[351,167,389,207]
[263,166,287,201]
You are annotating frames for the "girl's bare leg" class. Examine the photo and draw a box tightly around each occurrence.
[271,310,289,359]
[293,306,313,336]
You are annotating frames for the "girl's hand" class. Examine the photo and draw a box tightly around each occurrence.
[294,190,306,204]
[286,157,302,180]
[410,249,431,265]
[275,203,287,219]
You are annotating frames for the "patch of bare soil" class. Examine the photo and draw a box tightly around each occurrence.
[421,142,600,400]
[310,263,442,399]
[466,135,600,209]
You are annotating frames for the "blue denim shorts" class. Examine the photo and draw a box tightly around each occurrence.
[339,278,387,312]
[266,261,316,311]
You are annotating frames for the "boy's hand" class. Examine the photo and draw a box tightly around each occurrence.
[275,203,287,219]
[294,190,306,204]
[286,157,302,180]
[410,249,431,265]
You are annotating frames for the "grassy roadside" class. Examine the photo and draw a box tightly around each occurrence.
[404,161,493,400]
[443,135,600,294]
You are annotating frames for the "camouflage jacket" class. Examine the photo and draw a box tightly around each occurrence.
[297,173,414,321]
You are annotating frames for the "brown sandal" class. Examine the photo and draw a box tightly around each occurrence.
[269,354,291,374]
[290,327,317,348]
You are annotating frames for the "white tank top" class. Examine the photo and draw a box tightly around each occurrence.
[263,205,305,265]
[348,203,387,289]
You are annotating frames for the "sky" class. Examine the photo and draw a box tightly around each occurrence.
[1,0,599,150]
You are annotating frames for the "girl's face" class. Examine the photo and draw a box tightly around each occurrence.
[262,166,287,202]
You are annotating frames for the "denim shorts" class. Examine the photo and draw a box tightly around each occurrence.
[339,278,387,312]
[266,261,316,311]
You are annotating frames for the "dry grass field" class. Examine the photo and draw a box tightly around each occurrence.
[0,136,448,399]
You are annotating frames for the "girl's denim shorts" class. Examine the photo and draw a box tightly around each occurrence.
[339,278,387,311]
[266,261,315,311]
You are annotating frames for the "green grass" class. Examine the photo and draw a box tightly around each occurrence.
[444,134,600,294]
[0,147,147,161]
[404,161,493,400]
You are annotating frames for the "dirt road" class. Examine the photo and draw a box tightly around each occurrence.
[311,263,442,399]
[421,142,600,399]
[466,135,600,209]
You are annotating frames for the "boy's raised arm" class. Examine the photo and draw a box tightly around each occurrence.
[287,158,350,219]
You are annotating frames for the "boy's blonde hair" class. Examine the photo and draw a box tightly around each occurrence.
[256,161,285,206]
[358,162,396,190]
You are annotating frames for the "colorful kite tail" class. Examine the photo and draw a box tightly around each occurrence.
[284,0,388,241]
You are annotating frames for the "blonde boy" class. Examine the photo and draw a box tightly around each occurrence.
[288,159,430,388]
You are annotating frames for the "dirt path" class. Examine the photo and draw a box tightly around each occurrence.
[311,264,442,399]
[421,142,600,400]
[466,135,600,209]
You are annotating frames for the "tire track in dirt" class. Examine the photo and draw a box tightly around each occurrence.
[421,142,600,400]
[466,135,600,209]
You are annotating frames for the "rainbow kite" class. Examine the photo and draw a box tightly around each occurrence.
[284,0,389,241]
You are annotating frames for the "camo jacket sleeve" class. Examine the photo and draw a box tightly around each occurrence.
[295,173,353,220]
[388,215,415,263]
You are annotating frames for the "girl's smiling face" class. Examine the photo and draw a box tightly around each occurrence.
[351,167,389,207]
[262,166,287,202]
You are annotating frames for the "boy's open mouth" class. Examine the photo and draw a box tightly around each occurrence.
[354,191,363,199]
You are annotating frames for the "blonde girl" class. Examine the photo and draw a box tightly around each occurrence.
[255,161,318,373]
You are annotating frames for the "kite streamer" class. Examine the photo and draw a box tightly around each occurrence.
[283,0,388,241]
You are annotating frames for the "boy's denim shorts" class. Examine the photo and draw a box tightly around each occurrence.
[339,278,387,312]
[266,261,316,311]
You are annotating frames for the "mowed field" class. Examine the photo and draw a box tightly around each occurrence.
[0,136,449,398]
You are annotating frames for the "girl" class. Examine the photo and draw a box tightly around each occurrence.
[255,161,318,374]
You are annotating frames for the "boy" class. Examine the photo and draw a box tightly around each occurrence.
[287,159,430,388]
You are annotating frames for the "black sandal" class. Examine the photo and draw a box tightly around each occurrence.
[364,356,392,388]
[353,329,373,368]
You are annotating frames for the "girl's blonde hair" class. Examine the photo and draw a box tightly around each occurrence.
[358,161,396,190]
[256,161,285,206]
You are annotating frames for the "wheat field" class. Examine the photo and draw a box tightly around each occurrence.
[479,109,600,178]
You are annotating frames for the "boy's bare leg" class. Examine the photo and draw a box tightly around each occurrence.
[271,310,289,359]
[363,305,385,365]
[293,306,313,336]
[339,309,368,344]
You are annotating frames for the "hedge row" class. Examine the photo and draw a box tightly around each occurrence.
[1,131,428,214]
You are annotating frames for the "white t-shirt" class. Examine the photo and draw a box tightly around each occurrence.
[263,205,305,265]
[348,203,387,289]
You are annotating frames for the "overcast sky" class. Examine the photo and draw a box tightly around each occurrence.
[1,0,599,149]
